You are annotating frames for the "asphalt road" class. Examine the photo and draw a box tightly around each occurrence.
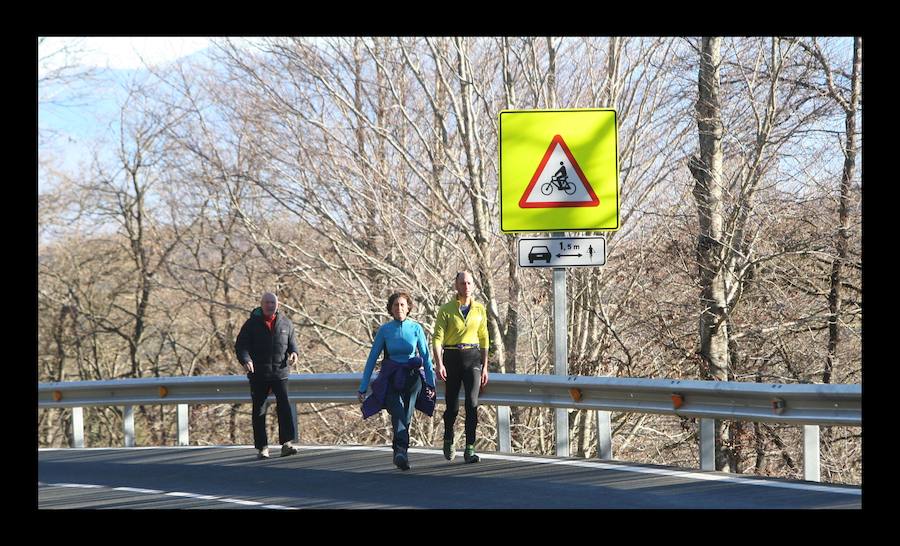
[38,446,861,509]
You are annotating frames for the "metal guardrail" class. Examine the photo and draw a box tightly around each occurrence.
[38,373,861,481]
[482,374,860,426]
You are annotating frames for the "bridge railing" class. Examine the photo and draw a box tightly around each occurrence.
[38,373,861,482]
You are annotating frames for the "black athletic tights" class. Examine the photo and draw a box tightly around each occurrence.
[442,348,481,446]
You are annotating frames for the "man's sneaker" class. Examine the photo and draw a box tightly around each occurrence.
[281,442,299,457]
[443,439,456,461]
[393,453,410,470]
[257,447,270,459]
[463,444,480,464]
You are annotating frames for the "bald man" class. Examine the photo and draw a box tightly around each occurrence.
[235,292,300,459]
[432,271,490,464]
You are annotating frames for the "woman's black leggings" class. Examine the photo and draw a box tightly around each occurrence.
[442,348,481,446]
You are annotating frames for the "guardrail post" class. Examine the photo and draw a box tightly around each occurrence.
[597,410,612,459]
[72,407,84,448]
[497,406,511,452]
[177,404,189,446]
[700,418,715,470]
[291,403,299,442]
[803,425,820,482]
[124,405,135,447]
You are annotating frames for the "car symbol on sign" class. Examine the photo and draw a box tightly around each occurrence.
[528,245,552,264]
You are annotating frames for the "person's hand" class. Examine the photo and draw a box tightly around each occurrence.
[480,369,489,387]
[288,352,298,366]
[437,364,447,382]
[357,392,366,403]
[244,361,255,374]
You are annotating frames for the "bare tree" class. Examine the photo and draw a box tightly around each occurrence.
[38,37,860,483]
[792,38,861,384]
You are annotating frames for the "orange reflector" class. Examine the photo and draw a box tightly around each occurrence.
[671,393,684,409]
[569,388,583,402]
[159,386,169,398]
[772,398,785,415]
[53,390,63,402]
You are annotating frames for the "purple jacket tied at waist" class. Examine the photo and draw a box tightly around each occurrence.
[361,357,435,419]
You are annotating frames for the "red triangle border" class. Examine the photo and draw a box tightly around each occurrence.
[518,134,600,208]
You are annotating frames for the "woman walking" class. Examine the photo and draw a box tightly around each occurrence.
[359,291,436,470]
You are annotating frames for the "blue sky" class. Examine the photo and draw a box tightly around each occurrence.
[39,37,212,75]
[38,38,217,188]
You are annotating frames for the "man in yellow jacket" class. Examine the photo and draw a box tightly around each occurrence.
[433,271,489,463]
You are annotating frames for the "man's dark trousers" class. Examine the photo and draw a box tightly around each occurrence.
[249,378,295,449]
[442,348,481,446]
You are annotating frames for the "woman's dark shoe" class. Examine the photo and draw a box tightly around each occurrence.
[394,453,410,470]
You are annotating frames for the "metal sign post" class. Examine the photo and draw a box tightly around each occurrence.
[519,234,606,458]
[499,108,619,459]
[552,233,569,457]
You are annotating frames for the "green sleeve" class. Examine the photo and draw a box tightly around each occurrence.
[478,304,489,349]
[432,307,446,348]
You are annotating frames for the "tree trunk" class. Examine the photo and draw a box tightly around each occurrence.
[825,37,861,384]
[499,37,521,378]
[690,36,731,472]
[453,37,505,371]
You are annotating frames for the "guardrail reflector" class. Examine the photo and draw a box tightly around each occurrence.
[772,398,785,415]
[53,390,62,402]
[569,388,583,402]
[159,386,169,398]
[671,393,684,409]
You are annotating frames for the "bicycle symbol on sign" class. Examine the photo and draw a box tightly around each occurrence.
[541,162,577,196]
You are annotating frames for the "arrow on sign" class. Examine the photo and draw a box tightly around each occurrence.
[557,253,583,258]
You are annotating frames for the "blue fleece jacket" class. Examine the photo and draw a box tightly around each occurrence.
[359,319,435,392]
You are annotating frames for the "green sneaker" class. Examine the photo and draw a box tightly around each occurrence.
[463,444,480,464]
[443,439,456,461]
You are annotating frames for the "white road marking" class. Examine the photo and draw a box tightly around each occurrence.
[38,481,296,509]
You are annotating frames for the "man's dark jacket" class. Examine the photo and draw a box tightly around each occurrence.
[234,307,298,381]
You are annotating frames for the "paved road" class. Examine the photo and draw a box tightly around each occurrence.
[38,446,861,509]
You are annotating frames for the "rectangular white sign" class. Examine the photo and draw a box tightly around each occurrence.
[517,236,606,268]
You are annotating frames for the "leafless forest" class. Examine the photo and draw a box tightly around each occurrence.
[38,37,861,484]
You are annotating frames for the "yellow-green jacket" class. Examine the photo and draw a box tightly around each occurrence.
[432,299,489,349]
